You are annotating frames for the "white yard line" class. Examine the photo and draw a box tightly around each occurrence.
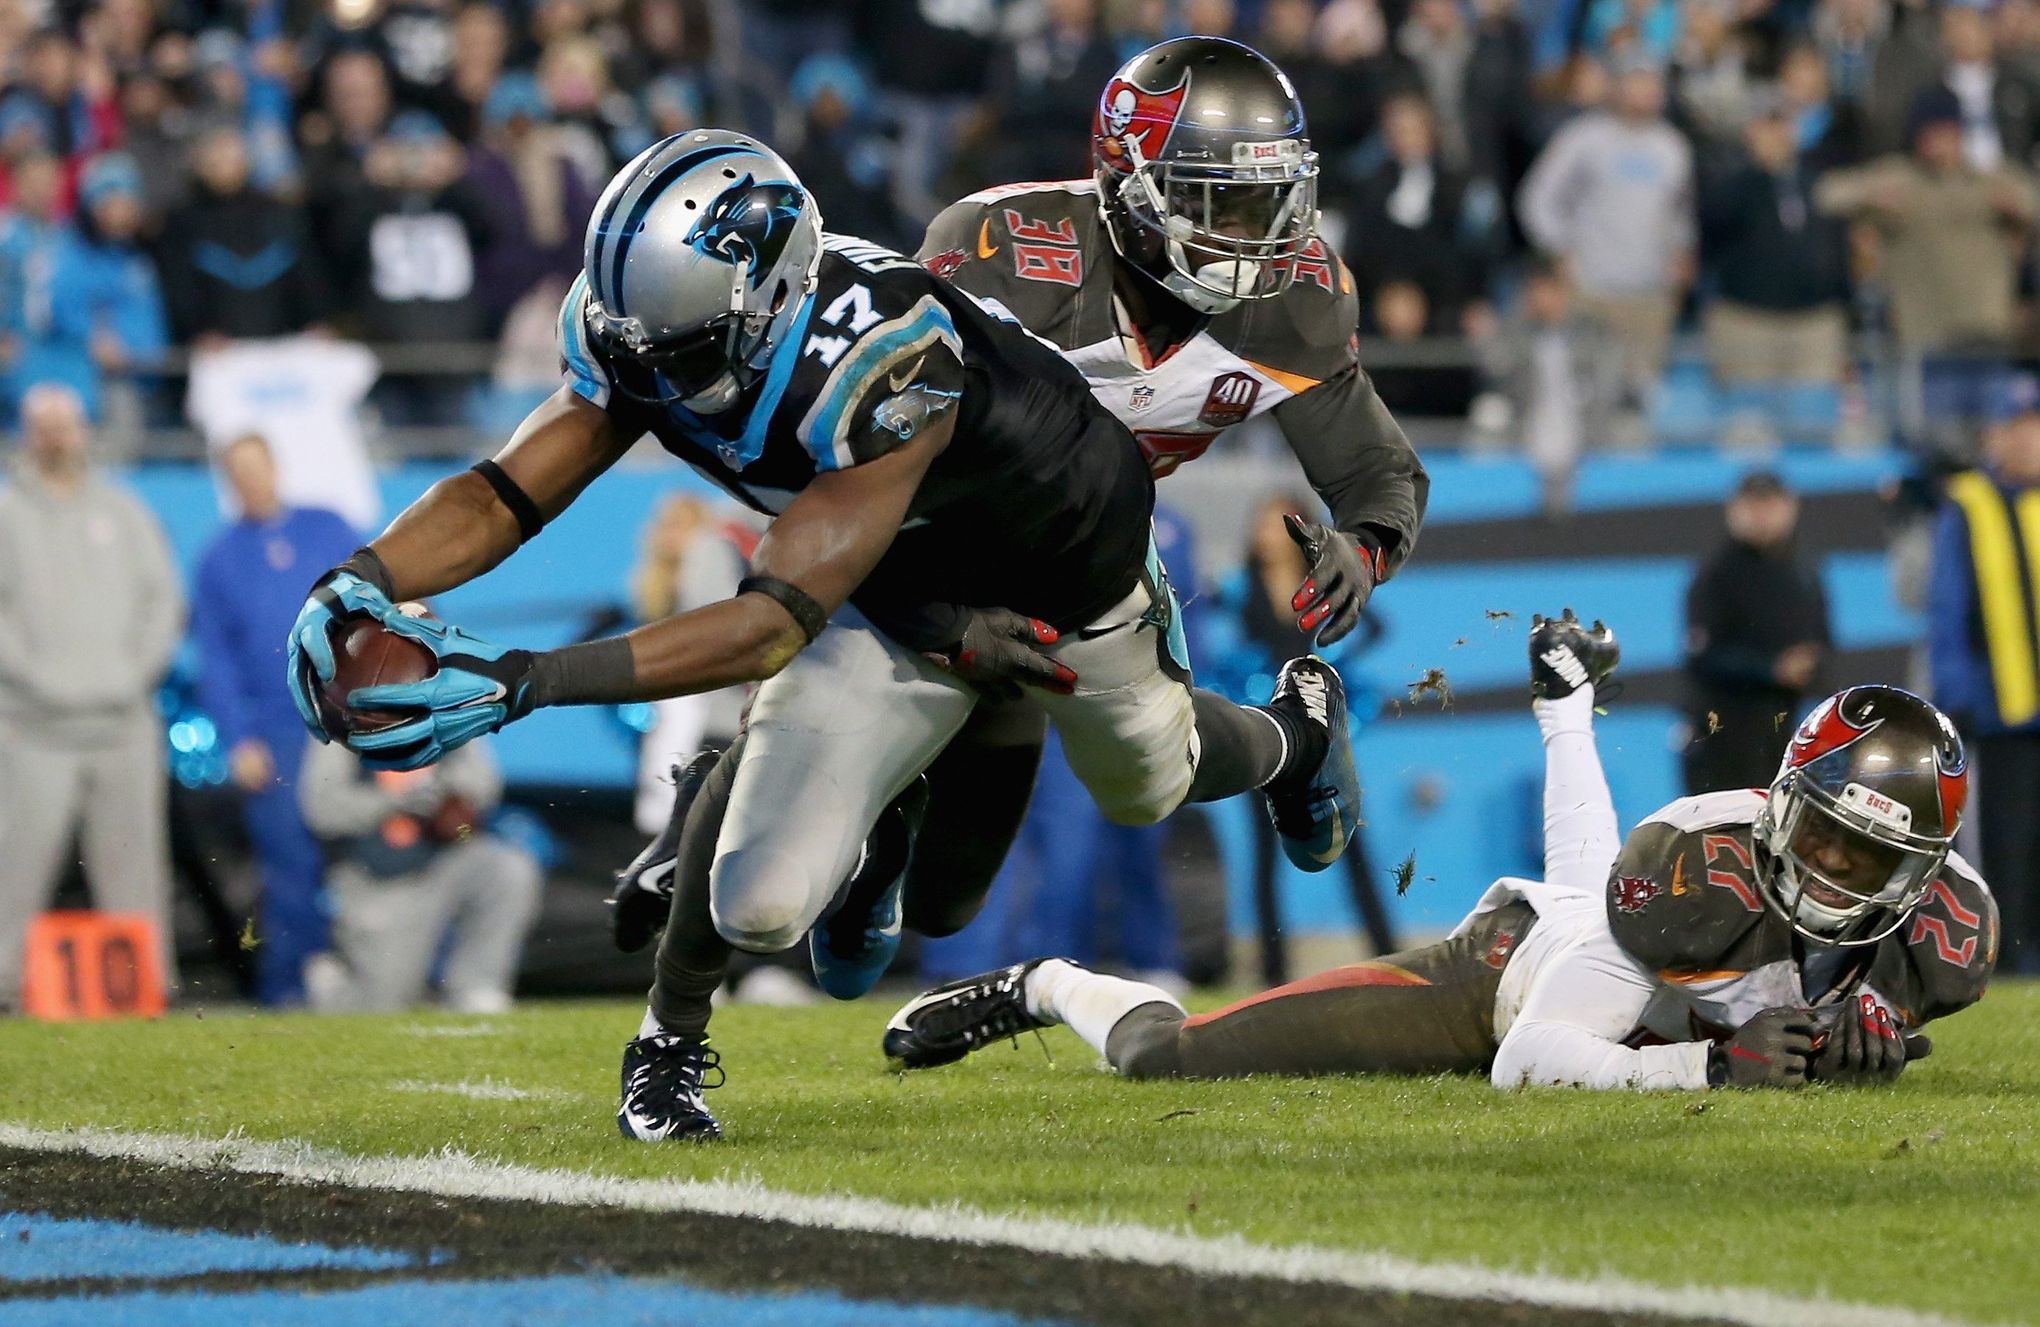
[387,1078,568,1103]
[0,1122,2000,1327]
[396,1024,505,1039]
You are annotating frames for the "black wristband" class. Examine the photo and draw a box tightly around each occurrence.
[339,547,395,598]
[528,636,637,707]
[739,575,828,644]
[471,459,545,544]
[1705,1043,1727,1087]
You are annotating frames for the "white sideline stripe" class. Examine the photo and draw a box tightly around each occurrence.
[388,1079,566,1103]
[0,1123,1996,1327]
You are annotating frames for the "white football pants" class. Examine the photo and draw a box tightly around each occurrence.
[708,584,1196,954]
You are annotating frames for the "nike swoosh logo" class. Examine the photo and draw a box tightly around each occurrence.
[977,219,997,259]
[1312,805,1346,865]
[619,1106,674,1141]
[1075,621,1127,640]
[454,680,509,709]
[888,354,926,393]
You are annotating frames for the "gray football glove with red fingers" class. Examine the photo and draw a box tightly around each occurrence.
[1285,514,1382,647]
[1809,995,1930,1086]
[1708,1007,1820,1089]
[930,608,1077,698]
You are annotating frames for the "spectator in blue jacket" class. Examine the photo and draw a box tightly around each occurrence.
[0,150,66,419]
[1929,374,2040,974]
[25,153,168,422]
[191,432,363,1005]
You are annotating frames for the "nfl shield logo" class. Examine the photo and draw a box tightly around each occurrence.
[1130,384,1156,413]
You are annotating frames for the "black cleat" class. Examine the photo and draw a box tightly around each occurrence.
[1529,609,1621,702]
[617,1032,724,1142]
[610,749,721,953]
[1260,656,1360,873]
[882,960,1060,1069]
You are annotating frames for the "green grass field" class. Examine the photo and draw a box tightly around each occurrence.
[3,984,2037,1324]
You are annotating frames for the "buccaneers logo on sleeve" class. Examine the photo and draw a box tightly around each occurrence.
[1095,70,1190,171]
[1612,875,1663,914]
[923,247,968,280]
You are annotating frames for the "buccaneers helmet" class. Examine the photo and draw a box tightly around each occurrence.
[582,129,823,413]
[1752,686,1968,946]
[1091,37,1319,314]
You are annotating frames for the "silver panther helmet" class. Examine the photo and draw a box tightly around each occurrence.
[1091,37,1319,314]
[1752,685,1968,947]
[582,129,823,413]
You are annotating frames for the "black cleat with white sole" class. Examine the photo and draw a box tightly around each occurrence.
[618,1032,724,1142]
[1261,656,1360,873]
[1528,608,1621,702]
[882,960,1060,1069]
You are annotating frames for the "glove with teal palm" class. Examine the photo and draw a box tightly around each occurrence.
[341,610,539,770]
[287,562,405,742]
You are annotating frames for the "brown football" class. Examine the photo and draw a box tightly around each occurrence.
[319,617,436,735]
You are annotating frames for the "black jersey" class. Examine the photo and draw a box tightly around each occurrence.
[559,233,1155,630]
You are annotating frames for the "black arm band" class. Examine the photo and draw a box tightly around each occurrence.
[470,459,545,544]
[738,575,828,644]
[528,636,636,707]
[339,547,395,598]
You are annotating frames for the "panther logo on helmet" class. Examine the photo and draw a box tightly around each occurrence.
[689,175,807,290]
[1095,71,1190,173]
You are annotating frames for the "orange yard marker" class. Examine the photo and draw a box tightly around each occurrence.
[20,911,167,1020]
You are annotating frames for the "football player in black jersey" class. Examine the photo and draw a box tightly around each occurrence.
[281,130,1363,1141]
[610,39,1429,1005]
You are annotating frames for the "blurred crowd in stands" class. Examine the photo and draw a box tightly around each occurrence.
[0,0,2039,448]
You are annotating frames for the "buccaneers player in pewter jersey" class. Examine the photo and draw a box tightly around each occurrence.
[921,35,1426,628]
[888,614,1996,1092]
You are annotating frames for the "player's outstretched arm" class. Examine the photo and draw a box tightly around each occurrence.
[372,387,636,601]
[569,409,958,701]
[285,388,636,754]
[310,410,953,769]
